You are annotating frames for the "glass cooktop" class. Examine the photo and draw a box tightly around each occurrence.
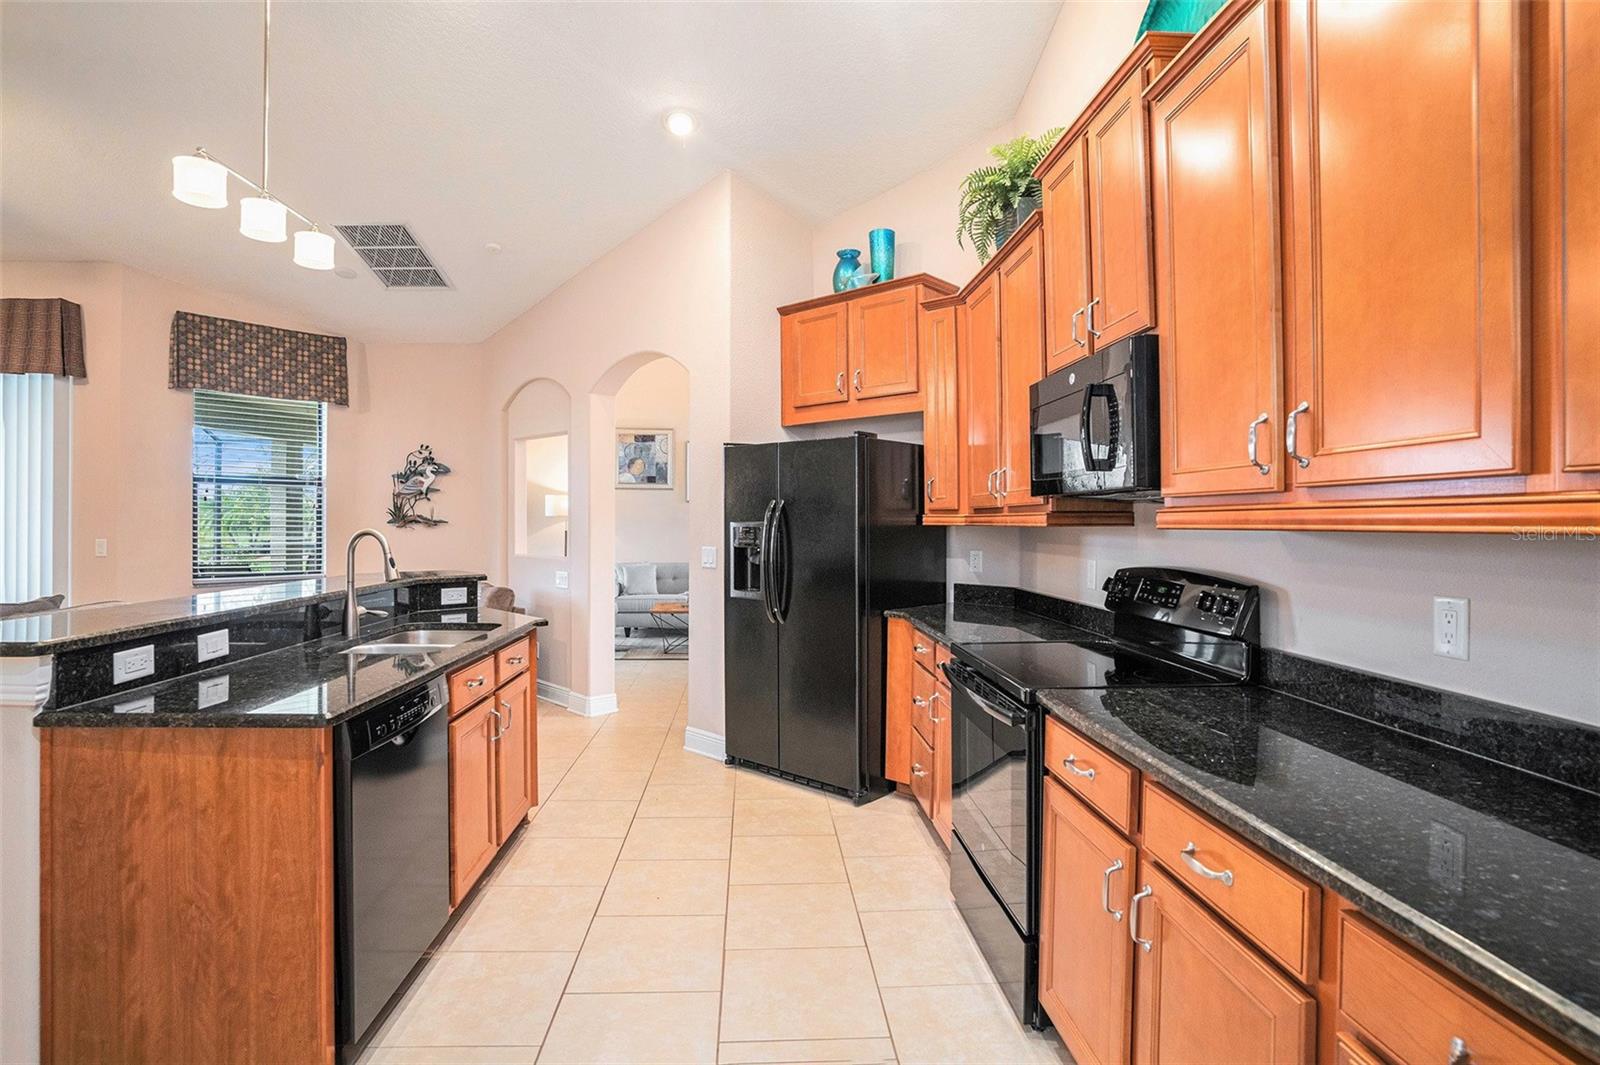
[953,637,1242,704]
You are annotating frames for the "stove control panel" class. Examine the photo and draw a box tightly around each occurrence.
[1103,567,1259,638]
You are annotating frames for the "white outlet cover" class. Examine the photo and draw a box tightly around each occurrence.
[440,585,469,606]
[197,675,230,709]
[968,550,984,574]
[1433,596,1470,660]
[113,695,155,714]
[196,628,229,662]
[555,571,569,589]
[441,612,469,624]
[112,644,156,685]
[701,546,718,568]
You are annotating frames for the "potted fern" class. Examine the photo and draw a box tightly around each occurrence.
[956,128,1064,263]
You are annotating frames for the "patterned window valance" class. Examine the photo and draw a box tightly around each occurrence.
[169,311,349,406]
[1,298,87,378]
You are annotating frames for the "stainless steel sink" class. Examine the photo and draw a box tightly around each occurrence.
[344,629,488,656]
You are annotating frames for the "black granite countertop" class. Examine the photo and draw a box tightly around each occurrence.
[32,608,544,728]
[1,571,488,656]
[889,597,1600,1056]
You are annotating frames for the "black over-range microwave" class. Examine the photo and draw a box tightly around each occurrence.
[1029,333,1159,499]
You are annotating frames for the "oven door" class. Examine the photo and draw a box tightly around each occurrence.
[943,659,1039,937]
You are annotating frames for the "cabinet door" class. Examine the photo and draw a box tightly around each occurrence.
[963,275,1005,510]
[999,227,1045,506]
[921,304,961,512]
[1150,0,1285,497]
[493,669,535,844]
[909,728,934,819]
[850,285,920,400]
[931,678,952,847]
[1132,862,1314,1065]
[449,700,498,907]
[1089,69,1157,349]
[1044,135,1093,373]
[1040,778,1137,1065]
[784,303,850,410]
[1283,0,1527,485]
[884,617,913,785]
[1559,0,1599,472]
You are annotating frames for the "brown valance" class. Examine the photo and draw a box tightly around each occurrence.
[169,310,349,405]
[1,298,86,377]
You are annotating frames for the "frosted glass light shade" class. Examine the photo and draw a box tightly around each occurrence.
[239,196,287,242]
[171,155,228,209]
[544,493,570,517]
[293,228,335,270]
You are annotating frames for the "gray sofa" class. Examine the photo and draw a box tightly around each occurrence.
[615,562,689,633]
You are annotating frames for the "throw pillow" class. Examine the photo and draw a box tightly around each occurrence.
[620,563,658,596]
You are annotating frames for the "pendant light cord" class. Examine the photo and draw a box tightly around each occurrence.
[261,0,271,193]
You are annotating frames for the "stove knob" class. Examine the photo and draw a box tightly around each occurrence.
[1217,596,1239,618]
[1197,592,1217,613]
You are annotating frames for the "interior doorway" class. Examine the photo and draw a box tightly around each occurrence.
[503,377,572,701]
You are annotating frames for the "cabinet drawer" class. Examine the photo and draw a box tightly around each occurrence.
[1339,914,1581,1065]
[448,655,498,717]
[910,729,934,819]
[911,662,938,746]
[1043,715,1137,833]
[910,630,940,675]
[1141,783,1318,983]
[496,637,532,681]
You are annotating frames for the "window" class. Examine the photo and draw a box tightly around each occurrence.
[192,390,325,583]
[1,373,71,602]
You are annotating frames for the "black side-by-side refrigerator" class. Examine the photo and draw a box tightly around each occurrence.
[723,434,946,800]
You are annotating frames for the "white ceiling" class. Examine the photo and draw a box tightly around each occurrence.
[1,1,1060,343]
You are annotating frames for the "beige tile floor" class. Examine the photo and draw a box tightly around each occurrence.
[362,660,1070,1065]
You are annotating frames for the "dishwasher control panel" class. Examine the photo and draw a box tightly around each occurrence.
[351,677,447,757]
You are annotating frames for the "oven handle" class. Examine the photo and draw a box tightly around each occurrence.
[942,661,1029,729]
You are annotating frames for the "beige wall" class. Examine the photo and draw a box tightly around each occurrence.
[506,377,573,693]
[0,260,491,605]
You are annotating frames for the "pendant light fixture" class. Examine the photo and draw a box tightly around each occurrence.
[170,0,335,271]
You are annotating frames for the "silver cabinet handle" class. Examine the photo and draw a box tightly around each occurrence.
[499,699,515,737]
[488,706,505,742]
[925,476,935,501]
[853,369,863,393]
[929,691,944,725]
[911,763,928,778]
[1286,400,1310,469]
[465,677,486,690]
[1179,842,1235,886]
[1062,754,1096,780]
[913,642,929,654]
[987,469,1000,499]
[507,656,525,666]
[1448,1037,1471,1065]
[912,695,929,707]
[835,371,845,394]
[1085,297,1102,338]
[1071,306,1085,347]
[1247,412,1271,475]
[1101,858,1125,922]
[1130,885,1154,952]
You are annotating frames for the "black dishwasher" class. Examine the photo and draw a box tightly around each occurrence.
[334,677,450,1061]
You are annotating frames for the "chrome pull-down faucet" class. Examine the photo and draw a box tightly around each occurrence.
[344,528,400,639]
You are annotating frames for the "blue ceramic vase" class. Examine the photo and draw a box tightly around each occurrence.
[832,249,862,293]
[868,228,896,282]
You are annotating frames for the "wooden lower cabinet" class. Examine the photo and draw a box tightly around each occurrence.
[493,668,536,844]
[884,617,914,785]
[449,699,499,907]
[884,618,951,846]
[1132,861,1316,1064]
[931,671,952,846]
[1040,777,1137,1065]
[909,727,935,818]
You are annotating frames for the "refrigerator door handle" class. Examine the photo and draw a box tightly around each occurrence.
[759,500,779,625]
[771,498,790,624]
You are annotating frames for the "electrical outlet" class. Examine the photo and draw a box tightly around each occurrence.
[113,695,154,714]
[112,644,156,685]
[197,675,230,709]
[196,628,229,663]
[439,585,469,606]
[441,612,469,624]
[94,538,108,557]
[968,550,984,575]
[1433,596,1470,660]
[554,571,569,589]
[701,546,717,569]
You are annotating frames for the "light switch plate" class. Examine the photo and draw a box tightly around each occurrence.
[197,675,230,709]
[94,538,108,557]
[701,546,717,569]
[555,571,569,589]
[112,644,156,685]
[439,585,469,606]
[196,628,229,662]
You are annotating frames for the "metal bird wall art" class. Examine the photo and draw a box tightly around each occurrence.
[387,444,452,528]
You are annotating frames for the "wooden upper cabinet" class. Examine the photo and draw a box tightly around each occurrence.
[963,274,1005,510]
[1043,135,1093,373]
[1132,861,1315,1065]
[1150,0,1285,497]
[921,302,961,512]
[449,699,498,908]
[783,303,850,411]
[1558,0,1599,472]
[1088,68,1156,349]
[850,284,920,399]
[1282,0,1528,486]
[999,226,1045,506]
[1040,778,1136,1065]
[493,669,535,845]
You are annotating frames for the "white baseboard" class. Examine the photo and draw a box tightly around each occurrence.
[564,691,619,717]
[683,726,726,762]
[535,679,570,707]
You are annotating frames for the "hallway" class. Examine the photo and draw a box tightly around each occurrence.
[361,660,1069,1064]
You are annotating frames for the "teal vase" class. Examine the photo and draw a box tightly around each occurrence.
[832,249,861,293]
[869,229,896,281]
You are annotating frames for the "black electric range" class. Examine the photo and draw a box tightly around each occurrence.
[940,568,1260,1028]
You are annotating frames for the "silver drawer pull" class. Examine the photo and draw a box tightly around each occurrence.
[507,655,525,665]
[913,643,929,654]
[1448,1037,1471,1065]
[488,706,505,742]
[912,763,928,778]
[1101,858,1125,922]
[912,695,929,707]
[929,692,943,724]
[1179,842,1235,886]
[1129,885,1154,952]
[465,678,485,689]
[1062,754,1096,780]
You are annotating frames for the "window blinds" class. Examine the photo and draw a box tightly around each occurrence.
[192,389,326,583]
[1,373,62,601]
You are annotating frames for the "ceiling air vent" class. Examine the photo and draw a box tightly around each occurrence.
[333,224,450,288]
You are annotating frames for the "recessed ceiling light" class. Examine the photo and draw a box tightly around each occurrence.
[664,110,697,137]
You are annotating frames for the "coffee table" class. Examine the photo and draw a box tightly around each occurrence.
[648,601,689,654]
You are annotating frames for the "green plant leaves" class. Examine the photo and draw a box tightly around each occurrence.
[956,127,1065,263]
